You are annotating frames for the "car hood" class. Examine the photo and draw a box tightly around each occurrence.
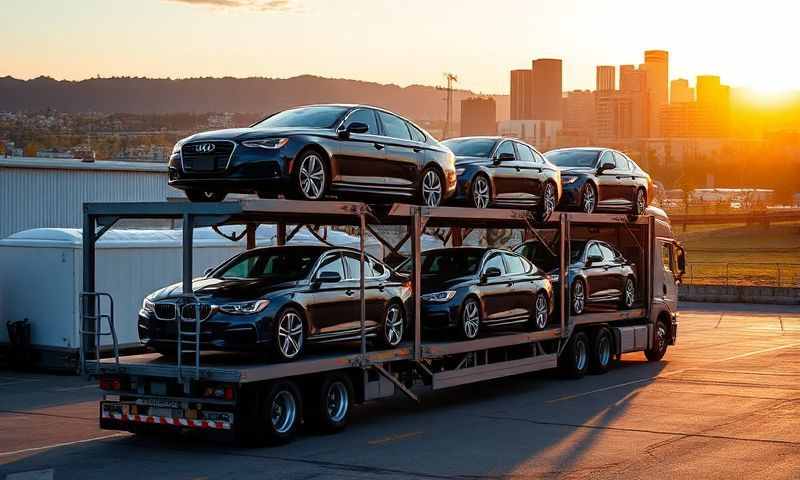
[421,275,473,294]
[182,127,333,143]
[148,277,299,302]
[454,156,492,168]
[556,166,596,175]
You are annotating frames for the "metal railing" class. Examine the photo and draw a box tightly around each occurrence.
[685,262,800,288]
[176,296,205,381]
[79,292,119,374]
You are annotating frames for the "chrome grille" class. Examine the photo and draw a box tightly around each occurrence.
[180,303,214,321]
[154,303,176,320]
[181,141,235,173]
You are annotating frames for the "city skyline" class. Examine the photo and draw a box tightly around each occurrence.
[3,0,800,97]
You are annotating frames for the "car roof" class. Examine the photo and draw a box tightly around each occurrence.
[546,147,609,154]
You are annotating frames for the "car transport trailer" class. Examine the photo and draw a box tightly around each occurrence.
[81,199,680,444]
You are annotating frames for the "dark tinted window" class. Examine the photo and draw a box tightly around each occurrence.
[483,253,506,275]
[378,111,412,140]
[546,149,600,168]
[253,106,348,129]
[218,249,318,280]
[410,249,483,277]
[407,122,427,143]
[442,138,497,157]
[587,243,603,259]
[495,141,515,159]
[516,143,535,162]
[504,253,529,274]
[343,252,370,280]
[344,109,379,135]
[316,254,345,278]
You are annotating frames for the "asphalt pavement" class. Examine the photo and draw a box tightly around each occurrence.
[1,301,800,479]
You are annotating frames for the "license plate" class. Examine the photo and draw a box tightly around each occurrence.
[137,398,178,409]
[191,157,215,171]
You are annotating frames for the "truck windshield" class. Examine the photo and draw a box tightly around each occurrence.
[546,150,600,168]
[217,249,318,281]
[252,106,349,129]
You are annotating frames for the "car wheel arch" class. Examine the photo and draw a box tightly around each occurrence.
[290,144,331,177]
[275,302,312,336]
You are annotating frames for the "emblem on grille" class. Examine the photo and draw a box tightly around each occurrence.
[195,143,216,153]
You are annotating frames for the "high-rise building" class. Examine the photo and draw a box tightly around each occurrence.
[510,69,533,120]
[619,64,647,94]
[460,96,497,137]
[659,75,731,138]
[562,90,595,137]
[531,58,563,121]
[596,65,616,92]
[670,78,694,103]
[643,50,669,136]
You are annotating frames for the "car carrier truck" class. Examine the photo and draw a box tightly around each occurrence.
[81,199,685,444]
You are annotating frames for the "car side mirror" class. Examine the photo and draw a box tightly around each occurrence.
[481,266,502,282]
[314,271,341,285]
[495,152,515,163]
[598,162,615,173]
[586,254,603,265]
[338,122,369,139]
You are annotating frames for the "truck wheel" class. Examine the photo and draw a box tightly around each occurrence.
[261,380,302,445]
[308,373,353,434]
[645,319,669,362]
[560,331,590,379]
[589,327,613,374]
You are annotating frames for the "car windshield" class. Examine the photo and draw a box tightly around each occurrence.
[515,241,586,271]
[216,249,319,281]
[442,138,497,157]
[252,106,349,129]
[397,249,483,277]
[546,150,600,168]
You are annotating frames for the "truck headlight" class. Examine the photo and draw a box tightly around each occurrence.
[421,291,456,303]
[241,138,289,149]
[218,300,269,315]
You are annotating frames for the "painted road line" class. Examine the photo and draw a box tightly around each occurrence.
[368,431,423,445]
[0,433,129,458]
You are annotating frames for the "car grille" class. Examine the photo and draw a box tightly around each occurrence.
[154,303,176,320]
[180,303,214,321]
[181,141,235,173]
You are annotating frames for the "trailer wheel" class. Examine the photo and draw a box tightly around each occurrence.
[589,327,613,374]
[261,380,302,445]
[308,373,353,433]
[560,331,589,379]
[645,319,669,362]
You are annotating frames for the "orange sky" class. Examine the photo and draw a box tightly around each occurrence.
[3,0,800,96]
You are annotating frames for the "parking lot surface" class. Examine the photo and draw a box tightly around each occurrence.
[2,302,800,479]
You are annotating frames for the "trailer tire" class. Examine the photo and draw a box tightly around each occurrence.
[308,373,353,434]
[589,327,613,374]
[645,319,669,362]
[560,331,590,379]
[260,380,302,445]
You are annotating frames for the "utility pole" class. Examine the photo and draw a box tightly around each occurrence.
[437,73,458,139]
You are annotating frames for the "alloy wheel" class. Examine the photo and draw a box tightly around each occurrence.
[535,293,548,329]
[624,278,635,308]
[271,389,297,434]
[582,184,596,213]
[636,189,647,215]
[462,300,480,339]
[422,170,443,207]
[572,280,585,315]
[472,176,490,208]
[542,183,556,217]
[298,153,325,200]
[384,304,404,346]
[277,312,304,359]
[326,381,349,423]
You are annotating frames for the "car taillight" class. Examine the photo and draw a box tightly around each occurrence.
[224,386,234,401]
[99,376,122,391]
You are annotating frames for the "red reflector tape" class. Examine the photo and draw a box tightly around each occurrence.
[102,412,231,430]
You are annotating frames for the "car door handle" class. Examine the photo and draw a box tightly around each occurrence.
[412,147,422,153]
[378,283,385,291]
[615,175,623,179]
[345,289,354,296]
[374,143,384,150]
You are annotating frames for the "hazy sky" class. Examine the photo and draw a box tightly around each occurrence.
[3,0,799,95]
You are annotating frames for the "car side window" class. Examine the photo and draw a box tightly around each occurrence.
[344,109,379,135]
[515,143,535,163]
[377,111,412,140]
[600,151,616,169]
[587,243,602,260]
[369,258,385,277]
[598,244,615,261]
[483,253,506,275]
[495,141,515,159]
[316,253,345,279]
[614,152,630,171]
[504,253,529,275]
[407,122,427,143]
[342,252,365,280]
[532,150,546,163]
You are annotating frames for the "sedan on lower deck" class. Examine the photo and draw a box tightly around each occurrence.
[138,245,411,362]
[442,136,561,218]
[397,247,554,339]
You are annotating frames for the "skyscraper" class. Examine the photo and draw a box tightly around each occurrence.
[670,78,694,103]
[619,64,647,94]
[510,69,533,120]
[643,50,669,136]
[460,97,497,137]
[596,65,616,92]
[531,58,562,121]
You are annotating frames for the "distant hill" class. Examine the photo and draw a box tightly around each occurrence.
[0,75,509,122]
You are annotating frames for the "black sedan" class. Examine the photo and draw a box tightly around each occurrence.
[514,239,637,315]
[138,246,411,361]
[398,247,554,339]
[442,136,561,217]
[168,104,457,206]
[545,147,653,215]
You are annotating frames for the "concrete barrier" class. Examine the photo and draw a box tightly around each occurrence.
[679,285,800,305]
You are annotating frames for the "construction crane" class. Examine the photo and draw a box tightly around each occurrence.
[436,73,458,139]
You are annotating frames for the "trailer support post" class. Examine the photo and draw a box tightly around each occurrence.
[359,212,367,362]
[182,214,194,297]
[276,223,287,246]
[81,210,96,373]
[246,224,257,250]
[412,208,422,361]
[560,213,568,339]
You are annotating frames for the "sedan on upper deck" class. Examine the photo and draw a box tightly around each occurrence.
[168,104,457,206]
[545,147,653,215]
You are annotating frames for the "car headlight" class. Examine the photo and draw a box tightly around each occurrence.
[455,168,465,176]
[171,141,185,155]
[421,291,456,303]
[561,175,578,184]
[142,298,155,311]
[218,300,270,315]
[547,274,560,283]
[241,138,289,149]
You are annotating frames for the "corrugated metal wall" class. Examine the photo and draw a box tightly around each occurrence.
[1,162,169,238]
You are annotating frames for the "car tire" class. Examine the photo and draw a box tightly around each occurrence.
[645,318,669,362]
[539,181,557,220]
[589,327,613,374]
[580,183,596,214]
[634,188,647,215]
[260,380,302,445]
[271,308,305,362]
[470,174,491,209]
[294,149,328,200]
[377,302,405,348]
[560,330,590,379]
[419,167,444,207]
[185,190,227,202]
[570,278,586,315]
[308,373,353,434]
[621,277,636,309]
[459,297,481,340]
[531,291,549,331]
